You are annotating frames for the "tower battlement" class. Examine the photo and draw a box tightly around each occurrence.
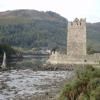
[68,18,86,28]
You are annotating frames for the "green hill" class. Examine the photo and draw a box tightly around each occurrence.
[87,22,100,51]
[0,9,100,51]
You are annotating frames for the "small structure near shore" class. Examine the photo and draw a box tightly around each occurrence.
[1,52,7,69]
[47,18,100,64]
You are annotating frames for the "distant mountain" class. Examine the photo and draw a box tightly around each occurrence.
[0,9,65,22]
[0,10,67,49]
[0,9,100,51]
[87,22,100,51]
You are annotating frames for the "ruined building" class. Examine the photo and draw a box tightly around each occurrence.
[47,18,100,64]
[67,18,86,57]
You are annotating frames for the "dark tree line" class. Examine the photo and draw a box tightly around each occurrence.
[0,20,67,48]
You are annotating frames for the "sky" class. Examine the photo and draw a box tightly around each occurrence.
[0,0,100,23]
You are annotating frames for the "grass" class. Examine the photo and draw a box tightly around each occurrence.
[59,65,100,100]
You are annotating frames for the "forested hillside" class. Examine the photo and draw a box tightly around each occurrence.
[87,23,100,51]
[0,9,100,51]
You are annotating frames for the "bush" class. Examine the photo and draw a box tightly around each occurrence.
[0,44,16,57]
[59,65,100,100]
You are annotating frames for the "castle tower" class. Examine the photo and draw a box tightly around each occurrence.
[67,18,86,57]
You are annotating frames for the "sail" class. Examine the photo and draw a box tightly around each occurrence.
[1,52,6,69]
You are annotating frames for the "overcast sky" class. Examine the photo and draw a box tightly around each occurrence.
[0,0,100,22]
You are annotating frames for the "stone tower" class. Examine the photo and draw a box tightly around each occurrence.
[67,18,86,57]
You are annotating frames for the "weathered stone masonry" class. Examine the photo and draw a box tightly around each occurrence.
[67,18,86,57]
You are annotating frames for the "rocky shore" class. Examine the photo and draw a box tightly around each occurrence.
[7,63,77,71]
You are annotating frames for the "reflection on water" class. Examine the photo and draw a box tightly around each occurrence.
[5,55,48,70]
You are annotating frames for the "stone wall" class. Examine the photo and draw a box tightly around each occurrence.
[67,18,86,56]
[47,52,100,64]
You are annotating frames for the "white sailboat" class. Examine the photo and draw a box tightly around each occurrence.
[1,52,6,69]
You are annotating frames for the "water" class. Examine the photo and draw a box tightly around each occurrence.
[6,55,48,70]
[0,69,74,100]
[0,56,74,100]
